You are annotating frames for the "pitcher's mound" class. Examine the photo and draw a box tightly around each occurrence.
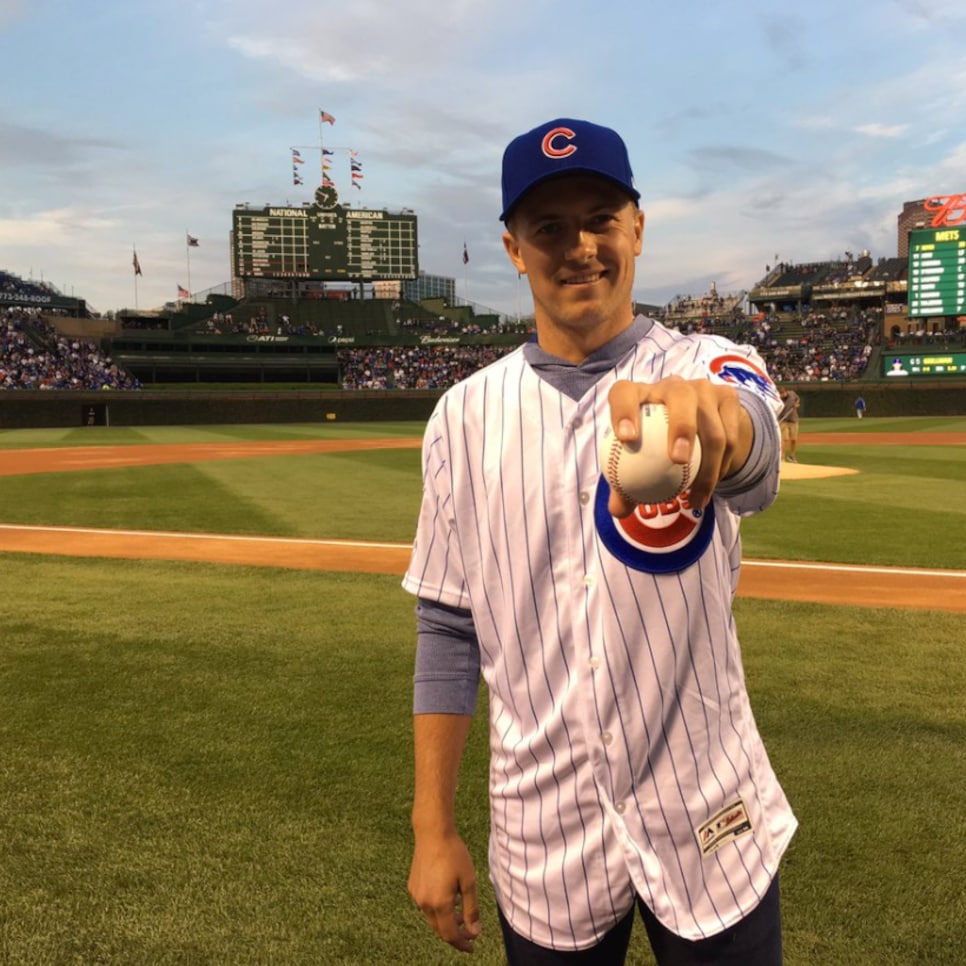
[781,461,858,480]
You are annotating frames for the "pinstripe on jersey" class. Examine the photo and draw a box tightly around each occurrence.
[403,318,797,950]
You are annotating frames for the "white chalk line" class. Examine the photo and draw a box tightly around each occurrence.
[0,523,409,552]
[0,523,963,578]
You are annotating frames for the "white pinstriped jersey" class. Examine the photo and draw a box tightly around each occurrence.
[403,318,797,949]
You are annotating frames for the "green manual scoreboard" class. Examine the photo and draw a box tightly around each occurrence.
[907,227,966,317]
[232,204,418,281]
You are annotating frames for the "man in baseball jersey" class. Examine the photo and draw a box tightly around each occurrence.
[404,118,796,964]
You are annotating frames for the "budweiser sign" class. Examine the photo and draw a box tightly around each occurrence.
[923,194,966,227]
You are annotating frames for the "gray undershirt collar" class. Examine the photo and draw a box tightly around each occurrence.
[522,316,654,401]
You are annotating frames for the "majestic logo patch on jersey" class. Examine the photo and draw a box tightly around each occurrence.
[594,480,715,574]
[696,800,752,856]
[708,354,779,403]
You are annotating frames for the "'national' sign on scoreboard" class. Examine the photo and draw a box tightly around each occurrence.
[232,205,418,282]
[907,227,966,317]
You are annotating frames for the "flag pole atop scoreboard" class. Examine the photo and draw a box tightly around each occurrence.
[319,109,336,185]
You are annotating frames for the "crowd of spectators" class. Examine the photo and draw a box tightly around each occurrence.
[396,313,531,338]
[1,308,139,390]
[741,307,881,383]
[1,270,60,300]
[338,345,517,390]
[888,325,966,348]
[332,305,888,391]
[660,305,882,384]
[202,309,324,338]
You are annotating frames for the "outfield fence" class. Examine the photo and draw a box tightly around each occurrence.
[1,382,965,429]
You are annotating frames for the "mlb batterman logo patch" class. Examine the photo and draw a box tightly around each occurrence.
[696,800,753,857]
[594,480,715,574]
[707,354,780,403]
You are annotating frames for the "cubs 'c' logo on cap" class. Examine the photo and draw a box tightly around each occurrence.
[542,126,578,159]
[708,354,779,403]
[594,480,716,574]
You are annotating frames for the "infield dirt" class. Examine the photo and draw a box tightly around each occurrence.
[0,434,963,612]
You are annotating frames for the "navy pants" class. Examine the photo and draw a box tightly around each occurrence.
[498,875,782,966]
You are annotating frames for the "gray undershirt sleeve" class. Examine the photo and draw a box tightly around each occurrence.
[714,390,781,510]
[413,598,481,716]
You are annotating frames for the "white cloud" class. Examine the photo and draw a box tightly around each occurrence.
[855,123,908,138]
[0,207,119,247]
[220,0,529,85]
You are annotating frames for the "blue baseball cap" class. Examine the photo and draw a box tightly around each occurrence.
[500,118,640,221]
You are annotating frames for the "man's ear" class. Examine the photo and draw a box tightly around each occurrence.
[503,230,526,275]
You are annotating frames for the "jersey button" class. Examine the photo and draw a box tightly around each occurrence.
[589,656,601,669]
[601,731,613,745]
[615,802,626,815]
[579,491,590,505]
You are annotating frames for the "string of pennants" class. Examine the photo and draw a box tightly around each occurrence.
[291,110,363,192]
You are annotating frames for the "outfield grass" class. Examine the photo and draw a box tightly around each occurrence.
[1,418,964,568]
[0,417,964,964]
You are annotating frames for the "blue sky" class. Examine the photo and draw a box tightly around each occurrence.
[1,0,965,318]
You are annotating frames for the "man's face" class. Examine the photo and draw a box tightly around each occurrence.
[503,175,644,361]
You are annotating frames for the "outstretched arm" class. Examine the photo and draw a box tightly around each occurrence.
[605,376,755,517]
[409,712,481,954]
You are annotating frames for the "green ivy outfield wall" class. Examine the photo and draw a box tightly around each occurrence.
[0,390,442,429]
[2,381,964,430]
[789,380,966,418]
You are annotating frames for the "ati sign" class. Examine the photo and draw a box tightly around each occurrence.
[924,195,966,227]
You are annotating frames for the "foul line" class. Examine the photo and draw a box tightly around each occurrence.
[741,559,966,579]
[1,523,963,579]
[0,523,409,552]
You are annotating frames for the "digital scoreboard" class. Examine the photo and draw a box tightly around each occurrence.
[882,352,966,377]
[232,204,418,281]
[907,227,966,317]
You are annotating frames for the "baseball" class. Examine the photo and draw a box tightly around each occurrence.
[598,403,702,505]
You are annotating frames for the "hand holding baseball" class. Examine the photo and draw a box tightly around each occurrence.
[603,377,754,518]
[599,403,701,506]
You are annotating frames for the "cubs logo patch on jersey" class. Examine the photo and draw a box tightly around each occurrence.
[707,353,779,404]
[594,479,716,574]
